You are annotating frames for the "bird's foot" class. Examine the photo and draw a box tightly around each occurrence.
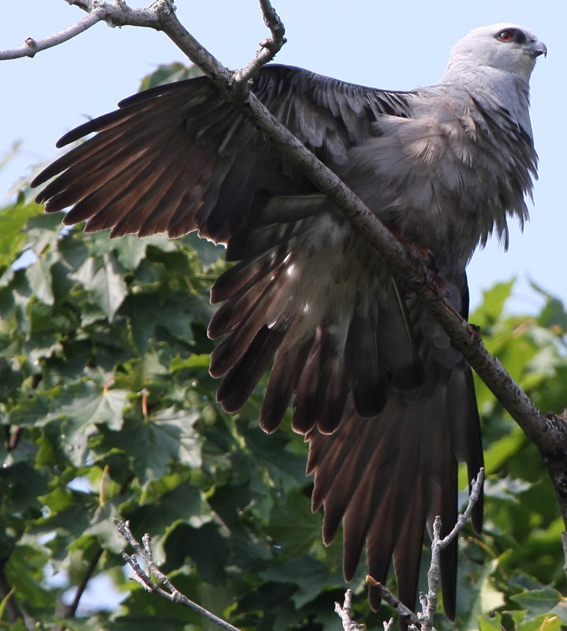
[390,229,448,299]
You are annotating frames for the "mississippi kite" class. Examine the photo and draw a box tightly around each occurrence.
[32,23,545,618]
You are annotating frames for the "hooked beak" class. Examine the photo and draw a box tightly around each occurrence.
[529,37,547,58]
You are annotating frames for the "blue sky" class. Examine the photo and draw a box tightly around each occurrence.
[1,1,563,313]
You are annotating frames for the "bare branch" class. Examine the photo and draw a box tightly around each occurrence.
[436,468,485,551]
[334,589,366,631]
[114,520,243,631]
[417,469,485,630]
[233,0,287,88]
[383,619,396,631]
[65,546,104,618]
[365,576,420,629]
[0,8,105,60]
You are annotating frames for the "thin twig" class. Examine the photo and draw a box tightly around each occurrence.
[0,9,103,60]
[232,0,286,87]
[65,545,104,618]
[334,589,366,631]
[114,520,243,631]
[365,576,421,629]
[436,468,485,551]
[418,469,485,630]
[0,562,23,623]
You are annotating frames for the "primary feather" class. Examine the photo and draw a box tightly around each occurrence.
[32,22,545,620]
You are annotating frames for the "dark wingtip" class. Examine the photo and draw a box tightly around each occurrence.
[56,121,94,148]
[30,166,56,191]
[368,582,382,612]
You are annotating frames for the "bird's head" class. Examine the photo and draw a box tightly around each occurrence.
[446,23,546,82]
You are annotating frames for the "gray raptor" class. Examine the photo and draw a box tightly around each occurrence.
[32,22,546,619]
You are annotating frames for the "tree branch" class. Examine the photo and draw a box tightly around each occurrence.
[365,470,485,630]
[114,520,243,631]
[334,589,366,631]
[65,545,104,618]
[232,0,286,87]
[0,9,103,60]
[418,469,485,630]
[365,576,421,629]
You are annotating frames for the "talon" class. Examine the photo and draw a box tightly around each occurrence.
[467,323,482,338]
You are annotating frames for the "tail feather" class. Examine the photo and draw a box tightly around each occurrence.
[308,364,483,616]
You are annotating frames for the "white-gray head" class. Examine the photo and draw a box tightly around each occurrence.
[446,23,546,82]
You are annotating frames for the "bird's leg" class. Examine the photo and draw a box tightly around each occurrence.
[389,227,449,299]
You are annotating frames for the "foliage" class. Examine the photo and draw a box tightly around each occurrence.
[0,66,565,630]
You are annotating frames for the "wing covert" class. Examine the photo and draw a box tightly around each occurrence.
[32,65,413,243]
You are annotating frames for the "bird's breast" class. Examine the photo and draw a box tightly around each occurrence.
[340,102,530,269]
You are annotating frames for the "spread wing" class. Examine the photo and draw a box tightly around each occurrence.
[31,64,422,432]
[32,65,412,242]
[31,65,482,619]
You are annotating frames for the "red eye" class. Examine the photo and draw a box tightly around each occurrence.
[497,30,515,42]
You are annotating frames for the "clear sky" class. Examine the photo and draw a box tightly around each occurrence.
[0,1,563,314]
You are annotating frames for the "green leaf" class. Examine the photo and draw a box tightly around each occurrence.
[112,236,149,271]
[0,461,48,514]
[138,62,203,91]
[262,555,343,607]
[459,559,504,630]
[181,232,223,269]
[266,488,324,557]
[513,614,564,631]
[531,282,567,331]
[96,408,202,481]
[26,258,54,305]
[7,396,50,425]
[0,201,43,270]
[120,293,199,353]
[121,475,205,539]
[479,612,504,630]
[471,279,515,327]
[73,252,128,320]
[5,544,54,614]
[163,521,228,583]
[511,587,562,620]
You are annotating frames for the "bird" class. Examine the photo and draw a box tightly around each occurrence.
[31,23,545,620]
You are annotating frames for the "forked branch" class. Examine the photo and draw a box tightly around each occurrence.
[115,519,242,631]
